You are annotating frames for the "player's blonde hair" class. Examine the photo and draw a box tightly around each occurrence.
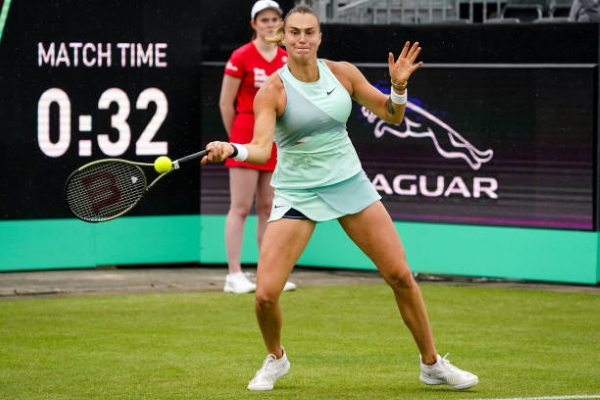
[266,5,320,46]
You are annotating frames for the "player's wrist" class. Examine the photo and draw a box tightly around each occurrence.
[229,143,238,158]
[229,143,248,161]
[390,87,407,105]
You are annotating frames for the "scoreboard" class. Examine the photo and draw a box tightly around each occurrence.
[0,0,203,220]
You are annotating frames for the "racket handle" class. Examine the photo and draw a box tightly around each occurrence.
[172,150,208,170]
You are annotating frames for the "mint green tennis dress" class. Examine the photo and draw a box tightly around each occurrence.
[269,59,381,222]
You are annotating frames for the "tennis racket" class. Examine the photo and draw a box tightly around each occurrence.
[64,150,208,223]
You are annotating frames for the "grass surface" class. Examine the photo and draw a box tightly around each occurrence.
[1,284,599,399]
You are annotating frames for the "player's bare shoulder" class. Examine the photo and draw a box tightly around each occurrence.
[323,59,355,74]
[322,59,358,93]
[257,72,284,99]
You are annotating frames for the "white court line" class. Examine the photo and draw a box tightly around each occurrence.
[463,396,600,400]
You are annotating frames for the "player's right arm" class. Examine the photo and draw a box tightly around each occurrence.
[245,74,284,164]
[204,74,283,165]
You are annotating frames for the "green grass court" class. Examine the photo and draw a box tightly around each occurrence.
[1,283,599,399]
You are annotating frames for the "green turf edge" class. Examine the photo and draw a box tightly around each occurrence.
[1,216,598,284]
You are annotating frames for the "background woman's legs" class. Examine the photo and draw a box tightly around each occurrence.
[224,168,260,293]
[254,170,274,250]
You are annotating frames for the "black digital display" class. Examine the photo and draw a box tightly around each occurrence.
[0,0,204,220]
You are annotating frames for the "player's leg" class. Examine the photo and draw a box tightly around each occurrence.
[338,201,437,361]
[338,201,478,389]
[255,217,315,355]
[247,217,315,390]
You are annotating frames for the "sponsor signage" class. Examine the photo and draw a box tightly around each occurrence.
[354,66,595,230]
[200,64,596,230]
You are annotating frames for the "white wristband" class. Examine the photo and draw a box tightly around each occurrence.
[390,87,407,105]
[230,143,248,162]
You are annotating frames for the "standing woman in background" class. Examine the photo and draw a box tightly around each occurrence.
[219,0,295,293]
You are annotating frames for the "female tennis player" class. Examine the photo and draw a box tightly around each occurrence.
[203,4,479,392]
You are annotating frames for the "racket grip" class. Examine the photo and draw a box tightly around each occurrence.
[172,150,208,169]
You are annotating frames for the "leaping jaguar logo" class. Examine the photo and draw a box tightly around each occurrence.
[361,100,494,171]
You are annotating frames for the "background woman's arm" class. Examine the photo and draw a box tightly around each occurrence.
[218,75,242,136]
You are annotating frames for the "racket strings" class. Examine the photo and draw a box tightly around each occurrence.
[65,161,147,222]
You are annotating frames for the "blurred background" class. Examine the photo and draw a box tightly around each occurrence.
[1,0,598,285]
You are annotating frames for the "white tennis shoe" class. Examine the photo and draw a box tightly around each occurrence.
[223,272,256,294]
[419,354,479,390]
[224,272,296,294]
[247,348,290,391]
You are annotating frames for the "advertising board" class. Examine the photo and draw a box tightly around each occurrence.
[200,63,596,230]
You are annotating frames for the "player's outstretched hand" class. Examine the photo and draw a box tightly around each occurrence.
[388,41,423,87]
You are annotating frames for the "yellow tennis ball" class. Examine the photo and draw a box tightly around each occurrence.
[154,156,172,173]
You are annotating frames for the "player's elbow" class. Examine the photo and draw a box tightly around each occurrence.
[375,98,405,125]
[382,108,405,125]
[252,151,271,165]
[249,146,272,165]
[246,138,273,164]
[385,115,404,125]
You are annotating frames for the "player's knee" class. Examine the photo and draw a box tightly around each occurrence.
[254,290,278,310]
[383,265,415,290]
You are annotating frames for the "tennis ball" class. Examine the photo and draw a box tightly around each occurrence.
[154,156,172,173]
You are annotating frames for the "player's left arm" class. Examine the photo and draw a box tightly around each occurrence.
[326,41,422,125]
[336,60,404,124]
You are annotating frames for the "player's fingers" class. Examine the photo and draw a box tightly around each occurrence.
[399,41,410,59]
[406,42,419,60]
[205,141,225,163]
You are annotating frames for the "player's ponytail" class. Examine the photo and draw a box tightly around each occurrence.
[266,22,284,45]
[266,5,320,46]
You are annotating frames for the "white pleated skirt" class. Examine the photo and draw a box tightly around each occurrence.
[269,171,381,222]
